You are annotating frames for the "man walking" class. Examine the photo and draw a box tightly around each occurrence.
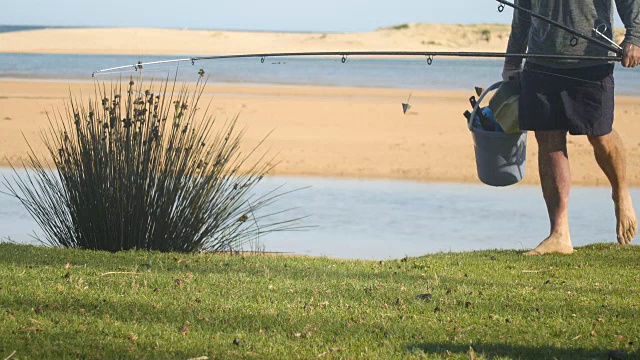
[503,0,640,255]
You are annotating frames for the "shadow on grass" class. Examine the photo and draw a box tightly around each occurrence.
[407,342,638,359]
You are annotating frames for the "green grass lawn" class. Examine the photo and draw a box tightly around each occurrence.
[0,242,638,359]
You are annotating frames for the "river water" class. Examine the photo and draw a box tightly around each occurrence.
[2,53,640,96]
[1,171,635,260]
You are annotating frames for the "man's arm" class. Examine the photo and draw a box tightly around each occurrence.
[503,0,531,79]
[615,0,640,46]
[615,0,640,67]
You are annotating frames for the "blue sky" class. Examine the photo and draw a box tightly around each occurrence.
[2,0,517,32]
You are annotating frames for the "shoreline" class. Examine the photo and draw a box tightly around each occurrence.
[2,79,640,187]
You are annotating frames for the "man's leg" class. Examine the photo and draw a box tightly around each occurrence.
[587,130,638,245]
[526,130,574,255]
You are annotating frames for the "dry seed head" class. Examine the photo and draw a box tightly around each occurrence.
[4,77,289,253]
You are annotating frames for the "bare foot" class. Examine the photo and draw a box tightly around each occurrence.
[525,232,574,256]
[614,191,637,245]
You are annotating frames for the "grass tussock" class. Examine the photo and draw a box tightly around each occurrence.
[0,243,638,359]
[2,76,302,253]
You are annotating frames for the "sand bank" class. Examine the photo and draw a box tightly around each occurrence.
[0,24,518,56]
[2,80,640,186]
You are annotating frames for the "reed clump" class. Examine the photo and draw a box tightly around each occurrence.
[3,76,300,252]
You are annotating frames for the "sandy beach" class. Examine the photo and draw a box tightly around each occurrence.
[1,26,639,187]
[3,80,640,187]
[0,24,517,55]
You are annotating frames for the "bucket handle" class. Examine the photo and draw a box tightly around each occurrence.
[468,81,504,131]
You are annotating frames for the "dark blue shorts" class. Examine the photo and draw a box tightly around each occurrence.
[519,62,615,136]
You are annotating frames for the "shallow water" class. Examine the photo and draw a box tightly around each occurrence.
[1,169,636,260]
[2,53,640,96]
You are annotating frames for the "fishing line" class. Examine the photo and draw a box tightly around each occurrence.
[93,66,178,78]
[523,68,603,85]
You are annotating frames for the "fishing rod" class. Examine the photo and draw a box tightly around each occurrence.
[92,51,622,77]
[496,0,623,56]
[92,0,625,77]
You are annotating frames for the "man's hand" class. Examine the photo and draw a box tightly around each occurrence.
[502,62,522,81]
[621,41,640,68]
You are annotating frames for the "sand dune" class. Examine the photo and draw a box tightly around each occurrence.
[0,24,516,55]
[0,24,626,56]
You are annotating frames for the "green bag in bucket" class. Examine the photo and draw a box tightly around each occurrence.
[468,81,527,187]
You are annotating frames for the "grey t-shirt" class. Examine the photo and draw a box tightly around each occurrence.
[506,0,640,68]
